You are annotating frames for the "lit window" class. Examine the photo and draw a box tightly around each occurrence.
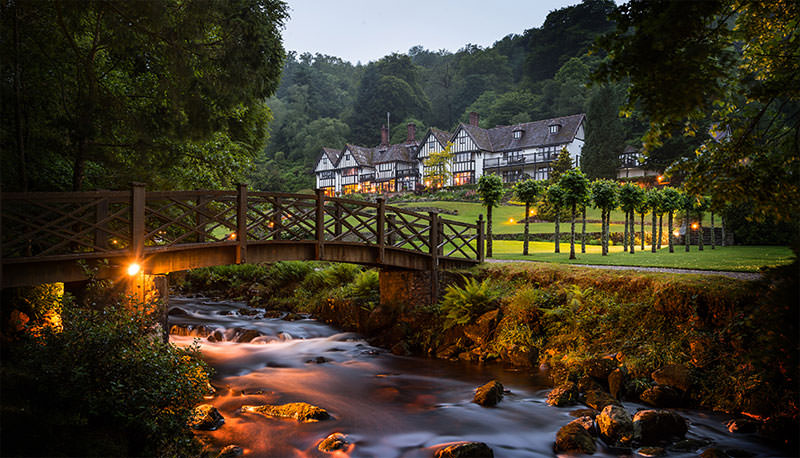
[513,130,522,139]
[549,125,560,134]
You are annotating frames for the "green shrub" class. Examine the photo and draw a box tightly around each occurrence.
[342,269,380,310]
[439,277,502,329]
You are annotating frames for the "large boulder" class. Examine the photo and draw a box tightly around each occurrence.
[463,309,500,346]
[434,441,494,458]
[189,404,225,430]
[546,381,579,407]
[554,420,597,454]
[577,374,604,393]
[640,385,681,407]
[473,380,504,407]
[236,329,263,343]
[318,432,349,452]
[651,364,691,392]
[596,405,635,446]
[241,402,330,422]
[499,345,536,367]
[633,409,688,445]
[584,390,620,411]
[570,408,600,420]
[608,368,627,400]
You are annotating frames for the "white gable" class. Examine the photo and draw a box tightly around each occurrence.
[451,127,477,153]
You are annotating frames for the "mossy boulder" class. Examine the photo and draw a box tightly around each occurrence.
[546,381,579,407]
[640,385,681,407]
[463,309,500,346]
[554,420,597,454]
[596,405,634,446]
[633,409,688,445]
[473,380,504,407]
[608,368,627,400]
[189,404,225,430]
[318,432,349,452]
[434,441,494,458]
[241,402,330,422]
[651,364,691,392]
[584,390,620,411]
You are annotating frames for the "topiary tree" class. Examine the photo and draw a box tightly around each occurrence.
[513,179,542,255]
[618,182,644,254]
[644,188,663,252]
[477,173,504,257]
[591,179,619,256]
[558,169,591,259]
[660,187,683,253]
[545,183,567,253]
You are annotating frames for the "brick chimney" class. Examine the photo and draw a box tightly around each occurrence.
[380,125,389,146]
[469,111,480,127]
[406,123,416,142]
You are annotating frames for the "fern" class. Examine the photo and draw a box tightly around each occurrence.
[440,277,501,329]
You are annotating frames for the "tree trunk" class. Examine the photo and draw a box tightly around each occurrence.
[13,2,27,191]
[721,215,726,247]
[685,208,691,252]
[640,212,645,251]
[710,211,715,249]
[623,211,629,252]
[603,209,609,256]
[651,210,657,253]
[569,202,576,259]
[698,211,704,251]
[523,202,530,255]
[658,214,663,249]
[487,205,493,257]
[629,210,635,254]
[668,211,674,253]
[554,208,560,253]
[581,206,586,254]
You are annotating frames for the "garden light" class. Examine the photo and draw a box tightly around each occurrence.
[673,229,680,238]
[127,262,141,276]
[509,218,515,223]
[691,223,699,230]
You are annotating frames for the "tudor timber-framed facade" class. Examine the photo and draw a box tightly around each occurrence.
[314,112,586,194]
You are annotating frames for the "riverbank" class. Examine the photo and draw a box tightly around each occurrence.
[175,260,799,451]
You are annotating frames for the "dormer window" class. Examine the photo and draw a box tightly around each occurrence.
[513,129,523,139]
[549,124,561,134]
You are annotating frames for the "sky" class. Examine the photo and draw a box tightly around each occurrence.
[282,0,584,64]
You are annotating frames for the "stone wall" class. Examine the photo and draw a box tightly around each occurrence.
[379,269,434,308]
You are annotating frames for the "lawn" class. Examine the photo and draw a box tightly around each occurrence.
[488,241,795,272]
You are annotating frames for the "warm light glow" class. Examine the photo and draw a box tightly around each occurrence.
[127,263,141,276]
[229,232,237,240]
[657,175,663,182]
[673,229,680,237]
[509,218,515,223]
[691,222,699,230]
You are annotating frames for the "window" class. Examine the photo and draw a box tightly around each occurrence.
[427,140,436,150]
[459,136,466,144]
[455,152,473,162]
[453,172,474,186]
[549,125,560,134]
[513,129,522,139]
[378,163,392,171]
[502,169,525,183]
[345,153,352,161]
[505,151,523,164]
[342,167,358,176]
[535,167,551,181]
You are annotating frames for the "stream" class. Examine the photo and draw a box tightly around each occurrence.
[168,296,783,458]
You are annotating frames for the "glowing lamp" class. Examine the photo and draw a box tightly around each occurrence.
[691,223,699,230]
[229,232,237,240]
[672,229,680,237]
[509,218,515,223]
[127,263,141,276]
[657,175,663,183]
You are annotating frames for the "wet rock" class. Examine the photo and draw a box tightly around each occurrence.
[546,381,579,407]
[669,438,710,452]
[168,307,188,316]
[608,368,627,400]
[318,432,349,452]
[207,330,225,342]
[241,402,331,422]
[554,421,597,454]
[463,309,500,346]
[577,374,604,393]
[584,390,620,411]
[434,441,494,458]
[699,448,730,458]
[391,341,411,356]
[365,306,395,333]
[500,345,536,367]
[637,446,666,456]
[236,329,263,343]
[284,312,304,321]
[436,343,461,359]
[640,385,681,407]
[238,307,260,316]
[472,380,504,407]
[726,418,759,434]
[263,310,284,319]
[652,364,691,392]
[596,404,634,446]
[189,404,225,430]
[570,408,599,419]
[570,416,597,436]
[585,356,617,380]
[633,409,688,445]
[306,356,331,364]
[217,445,243,458]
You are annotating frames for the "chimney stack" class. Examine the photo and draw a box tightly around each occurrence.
[469,111,480,127]
[380,124,389,146]
[406,123,416,142]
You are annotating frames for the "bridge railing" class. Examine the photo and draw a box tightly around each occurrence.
[1,184,484,267]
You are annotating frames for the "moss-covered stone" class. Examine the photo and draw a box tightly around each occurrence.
[189,404,224,430]
[473,380,504,407]
[596,404,634,445]
[318,432,349,452]
[546,381,579,407]
[632,409,688,445]
[434,441,494,458]
[584,390,620,411]
[554,421,597,454]
[241,402,330,422]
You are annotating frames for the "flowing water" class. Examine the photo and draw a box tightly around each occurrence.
[169,296,783,458]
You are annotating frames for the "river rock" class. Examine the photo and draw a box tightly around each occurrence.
[669,438,710,452]
[463,309,500,346]
[633,409,688,444]
[436,343,461,359]
[637,446,666,456]
[236,329,263,343]
[584,390,620,411]
[500,345,536,367]
[570,408,599,419]
[473,380,504,407]
[318,432,349,452]
[217,445,243,458]
[546,381,578,407]
[434,441,494,458]
[207,329,225,342]
[608,368,627,399]
[640,385,681,407]
[652,364,691,392]
[241,402,331,422]
[189,404,225,430]
[596,404,634,445]
[391,341,411,356]
[570,415,597,436]
[168,307,188,316]
[306,356,331,364]
[554,421,597,454]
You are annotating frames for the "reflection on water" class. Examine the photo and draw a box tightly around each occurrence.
[169,296,781,457]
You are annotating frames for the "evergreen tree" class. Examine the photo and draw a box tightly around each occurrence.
[559,169,590,259]
[513,179,542,256]
[582,84,626,178]
[550,147,573,182]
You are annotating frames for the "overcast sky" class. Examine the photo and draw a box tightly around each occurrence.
[282,0,585,64]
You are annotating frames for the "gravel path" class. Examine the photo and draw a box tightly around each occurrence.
[485,259,762,281]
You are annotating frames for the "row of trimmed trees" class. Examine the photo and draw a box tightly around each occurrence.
[476,170,724,259]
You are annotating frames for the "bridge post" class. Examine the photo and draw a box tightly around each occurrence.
[272,197,283,239]
[387,214,396,246]
[130,182,145,263]
[334,202,342,238]
[95,195,109,250]
[236,183,248,263]
[315,188,325,260]
[429,211,440,303]
[477,214,485,262]
[377,196,385,263]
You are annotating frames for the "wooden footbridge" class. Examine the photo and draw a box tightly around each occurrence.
[1,184,484,295]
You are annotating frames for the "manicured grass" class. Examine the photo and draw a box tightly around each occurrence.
[488,240,795,272]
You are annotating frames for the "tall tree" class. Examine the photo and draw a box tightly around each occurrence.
[645,188,663,252]
[559,169,591,259]
[660,187,684,253]
[513,179,542,255]
[546,184,567,253]
[477,173,504,258]
[0,0,288,191]
[582,84,626,178]
[550,147,573,182]
[591,179,618,256]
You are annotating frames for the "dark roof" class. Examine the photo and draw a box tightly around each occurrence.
[430,128,452,146]
[374,143,417,164]
[321,147,341,163]
[621,145,639,155]
[454,113,586,153]
[343,144,375,167]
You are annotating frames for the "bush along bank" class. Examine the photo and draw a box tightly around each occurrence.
[178,260,799,452]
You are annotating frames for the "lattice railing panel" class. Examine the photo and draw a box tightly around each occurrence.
[385,207,431,253]
[246,193,317,241]
[143,192,238,247]
[325,198,378,244]
[439,218,479,259]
